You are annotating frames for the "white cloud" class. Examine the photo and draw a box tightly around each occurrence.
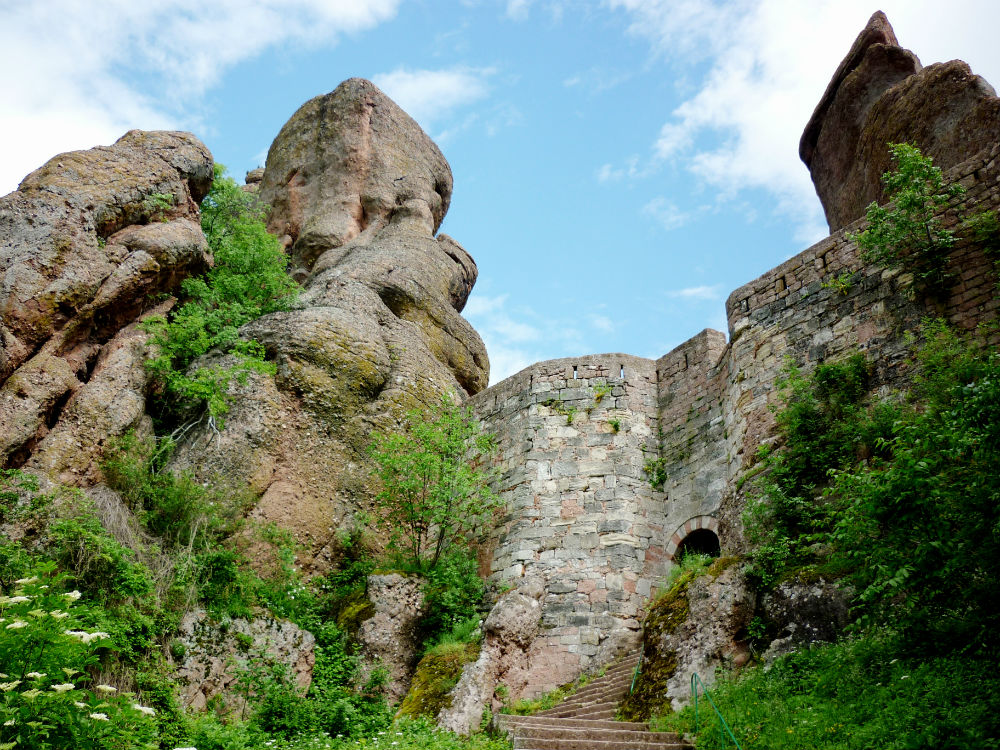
[0,0,401,195]
[642,197,689,231]
[667,285,722,301]
[506,0,534,20]
[590,314,615,334]
[609,0,1000,243]
[372,67,494,131]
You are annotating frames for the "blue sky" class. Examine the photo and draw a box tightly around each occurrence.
[3,1,999,384]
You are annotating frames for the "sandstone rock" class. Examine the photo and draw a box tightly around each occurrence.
[357,573,426,703]
[171,608,315,712]
[800,11,1000,231]
[170,80,489,570]
[438,582,543,735]
[0,130,212,471]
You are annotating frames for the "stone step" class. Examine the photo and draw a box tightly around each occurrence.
[511,725,684,744]
[557,685,629,705]
[511,737,687,750]
[539,700,619,717]
[498,715,650,732]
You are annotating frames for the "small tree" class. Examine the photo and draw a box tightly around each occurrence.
[850,142,965,298]
[368,395,501,573]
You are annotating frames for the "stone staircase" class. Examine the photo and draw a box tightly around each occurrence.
[497,652,692,750]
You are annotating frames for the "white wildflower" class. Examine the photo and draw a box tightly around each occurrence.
[50,610,69,619]
[65,590,82,601]
[5,621,28,630]
[2,719,13,726]
[26,672,45,679]
[132,704,156,716]
[74,701,87,708]
[52,683,75,693]
[14,576,38,585]
[89,712,109,721]
[62,668,79,677]
[95,684,117,694]
[21,689,41,700]
[4,596,30,604]
[0,681,21,691]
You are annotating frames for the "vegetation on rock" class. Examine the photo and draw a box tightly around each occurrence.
[368,395,501,573]
[850,142,965,297]
[143,165,299,424]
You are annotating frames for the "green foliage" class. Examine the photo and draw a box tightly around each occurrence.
[742,354,898,587]
[608,418,620,433]
[246,623,392,740]
[417,549,485,649]
[141,192,174,222]
[368,395,501,573]
[0,566,159,750]
[652,632,1000,749]
[143,165,298,422]
[964,209,1000,257]
[820,271,855,295]
[828,323,1000,651]
[850,142,965,297]
[642,455,667,490]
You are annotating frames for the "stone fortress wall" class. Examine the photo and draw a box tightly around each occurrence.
[470,143,1000,697]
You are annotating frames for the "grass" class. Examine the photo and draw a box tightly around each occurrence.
[650,632,1000,749]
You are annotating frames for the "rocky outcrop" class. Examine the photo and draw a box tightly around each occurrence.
[759,577,850,665]
[357,573,427,703]
[800,11,1000,232]
[171,608,316,712]
[169,79,489,569]
[0,131,213,478]
[438,579,544,735]
[621,560,753,719]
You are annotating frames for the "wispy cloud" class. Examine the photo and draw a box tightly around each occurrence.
[642,197,690,231]
[607,0,1000,243]
[667,285,722,301]
[505,0,534,20]
[372,66,495,131]
[0,0,402,195]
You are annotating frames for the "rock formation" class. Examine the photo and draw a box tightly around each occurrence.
[357,573,427,703]
[168,79,489,570]
[171,608,316,712]
[0,130,213,481]
[800,11,1000,232]
[438,579,544,735]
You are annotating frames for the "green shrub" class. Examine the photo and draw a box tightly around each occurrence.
[368,394,501,573]
[850,142,965,297]
[143,165,298,423]
[418,549,486,649]
[653,632,1000,749]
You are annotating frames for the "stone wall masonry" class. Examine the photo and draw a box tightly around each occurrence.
[718,145,1000,549]
[471,145,1000,697]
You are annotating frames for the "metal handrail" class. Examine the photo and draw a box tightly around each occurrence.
[691,673,742,750]
[630,649,644,693]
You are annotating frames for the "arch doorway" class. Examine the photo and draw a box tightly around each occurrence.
[666,515,720,562]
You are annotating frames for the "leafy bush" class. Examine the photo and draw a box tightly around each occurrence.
[144,165,298,423]
[0,566,160,750]
[850,142,965,297]
[652,632,1000,749]
[368,394,501,573]
[743,355,898,586]
[417,549,485,649]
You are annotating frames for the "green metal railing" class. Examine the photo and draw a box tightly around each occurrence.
[691,673,742,750]
[630,649,644,693]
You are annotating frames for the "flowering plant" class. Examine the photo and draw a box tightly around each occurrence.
[0,564,157,749]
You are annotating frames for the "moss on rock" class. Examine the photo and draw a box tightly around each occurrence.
[397,641,479,719]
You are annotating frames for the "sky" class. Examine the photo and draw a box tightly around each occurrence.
[3,1,999,385]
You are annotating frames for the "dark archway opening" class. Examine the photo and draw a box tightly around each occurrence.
[675,529,720,560]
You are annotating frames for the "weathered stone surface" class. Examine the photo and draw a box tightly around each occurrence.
[171,608,315,712]
[760,578,850,648]
[0,131,212,470]
[438,581,544,736]
[170,80,488,569]
[800,11,1000,231]
[358,573,426,703]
